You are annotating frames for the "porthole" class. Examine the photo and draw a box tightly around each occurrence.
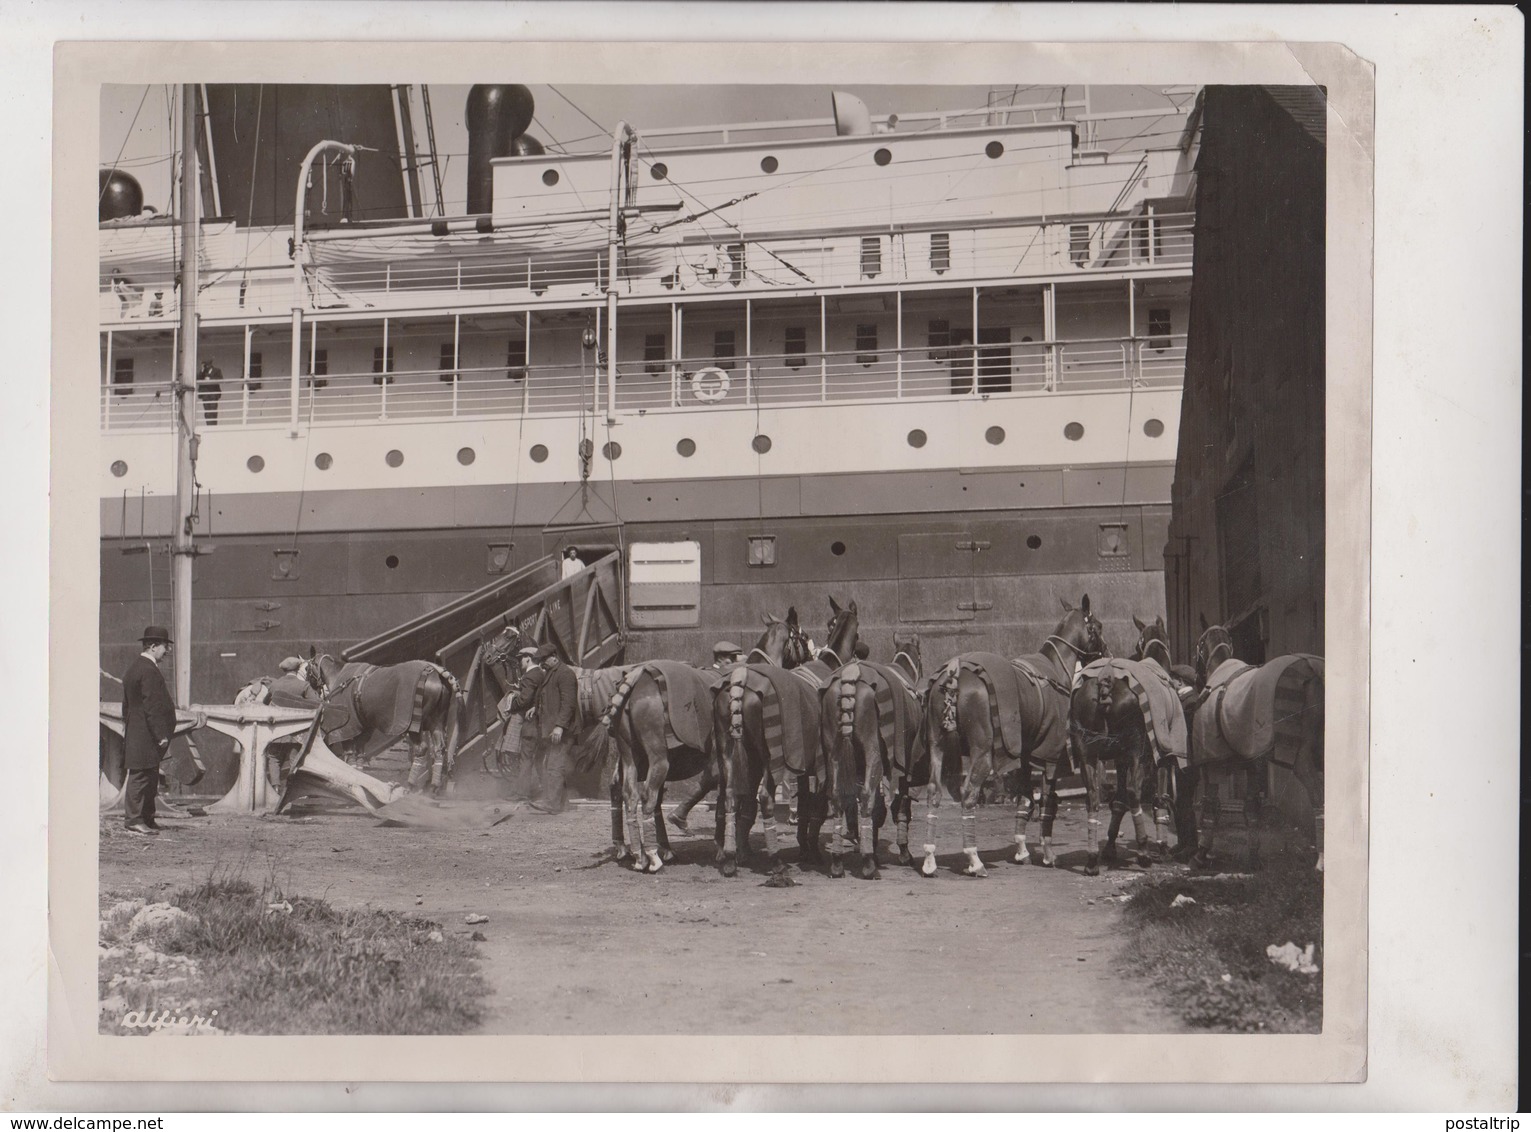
[985,426,1006,445]
[751,434,772,454]
[874,147,892,166]
[246,455,265,473]
[985,140,1004,159]
[650,162,668,180]
[457,447,476,465]
[314,452,333,470]
[529,444,549,463]
[1026,535,1042,550]
[1064,422,1085,441]
[830,541,847,557]
[760,155,779,174]
[385,555,399,569]
[541,169,560,187]
[676,437,696,457]
[907,428,927,449]
[1143,418,1165,438]
[602,441,622,460]
[385,449,405,467]
[110,460,128,477]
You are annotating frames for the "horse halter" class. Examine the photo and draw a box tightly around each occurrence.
[1138,630,1172,667]
[1196,627,1234,675]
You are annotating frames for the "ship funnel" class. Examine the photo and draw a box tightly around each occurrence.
[99,168,145,222]
[831,91,873,137]
[466,84,536,214]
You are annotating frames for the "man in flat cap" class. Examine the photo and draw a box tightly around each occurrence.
[529,644,577,813]
[709,640,743,672]
[495,644,545,795]
[120,626,177,836]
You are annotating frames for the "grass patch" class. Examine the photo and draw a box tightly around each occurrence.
[1120,850,1322,1033]
[99,867,490,1035]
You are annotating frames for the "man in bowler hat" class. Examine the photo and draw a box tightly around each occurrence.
[121,626,177,836]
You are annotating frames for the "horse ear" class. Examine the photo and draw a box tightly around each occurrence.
[762,613,775,626]
[307,645,316,659]
[1059,596,1074,613]
[1133,614,1146,633]
[849,599,857,615]
[829,595,841,615]
[787,606,798,626]
[1199,612,1209,633]
[1081,594,1091,617]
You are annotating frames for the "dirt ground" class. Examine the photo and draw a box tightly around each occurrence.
[99,771,1187,1035]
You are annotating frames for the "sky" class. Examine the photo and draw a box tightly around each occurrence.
[101,83,1192,218]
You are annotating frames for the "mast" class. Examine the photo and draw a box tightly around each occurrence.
[171,82,200,708]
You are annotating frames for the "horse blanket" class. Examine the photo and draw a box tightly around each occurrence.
[574,664,639,730]
[836,660,925,787]
[942,652,1071,770]
[626,660,722,752]
[320,660,442,753]
[1191,655,1323,769]
[1076,656,1189,768]
[733,663,822,778]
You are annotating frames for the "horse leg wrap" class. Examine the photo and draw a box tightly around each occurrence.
[1041,789,1060,865]
[858,793,876,861]
[1086,817,1101,861]
[1107,798,1127,847]
[609,786,624,850]
[1012,795,1030,863]
[960,812,985,876]
[1131,807,1152,850]
[761,791,781,859]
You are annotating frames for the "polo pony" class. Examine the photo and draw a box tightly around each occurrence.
[821,632,928,879]
[921,596,1105,877]
[1069,614,1194,875]
[1187,619,1325,871]
[301,650,462,795]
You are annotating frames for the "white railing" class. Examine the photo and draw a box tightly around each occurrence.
[98,213,1196,328]
[100,335,1185,432]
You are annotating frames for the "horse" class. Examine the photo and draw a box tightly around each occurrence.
[301,650,463,795]
[1186,618,1325,872]
[1069,614,1196,875]
[576,651,734,875]
[920,596,1106,877]
[820,632,928,879]
[711,605,823,877]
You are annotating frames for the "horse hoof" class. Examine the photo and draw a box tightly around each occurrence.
[897,847,914,867]
[919,856,938,878]
[668,814,690,834]
[1012,850,1029,865]
[644,853,664,874]
[660,848,675,864]
[860,860,880,881]
[1083,864,1100,877]
[1040,854,1056,869]
[720,857,738,878]
[1135,854,1155,869]
[1103,843,1119,862]
[963,864,988,878]
[829,857,845,879]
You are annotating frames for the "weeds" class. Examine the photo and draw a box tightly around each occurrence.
[99,870,489,1035]
[1120,849,1323,1033]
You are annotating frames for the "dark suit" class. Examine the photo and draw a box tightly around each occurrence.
[533,663,578,811]
[121,652,176,827]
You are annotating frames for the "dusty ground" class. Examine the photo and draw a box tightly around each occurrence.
[100,773,1187,1035]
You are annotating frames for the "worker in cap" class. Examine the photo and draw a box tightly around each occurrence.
[496,644,550,800]
[278,656,303,673]
[528,642,577,813]
[710,640,743,672]
[120,626,176,836]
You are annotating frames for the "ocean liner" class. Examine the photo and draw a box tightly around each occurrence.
[98,84,1197,703]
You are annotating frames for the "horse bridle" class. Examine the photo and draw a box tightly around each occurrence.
[1139,633,1173,667]
[1196,628,1234,675]
[1044,614,1105,674]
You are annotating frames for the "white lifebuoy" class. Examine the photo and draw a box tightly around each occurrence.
[691,366,731,402]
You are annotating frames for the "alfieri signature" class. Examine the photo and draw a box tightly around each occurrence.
[116,1007,221,1034]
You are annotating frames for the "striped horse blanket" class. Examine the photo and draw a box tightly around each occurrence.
[732,664,823,778]
[1191,655,1323,769]
[942,652,1072,770]
[836,660,924,788]
[321,660,436,749]
[1076,656,1189,769]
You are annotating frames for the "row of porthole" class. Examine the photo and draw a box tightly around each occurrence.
[104,418,1167,477]
[641,140,1007,183]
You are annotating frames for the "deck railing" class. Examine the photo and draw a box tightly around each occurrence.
[100,335,1185,432]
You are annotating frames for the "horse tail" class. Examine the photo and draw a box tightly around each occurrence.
[602,667,642,735]
[837,662,861,737]
[727,665,748,739]
[573,723,610,776]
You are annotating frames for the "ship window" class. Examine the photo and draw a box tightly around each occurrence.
[372,345,395,384]
[907,429,927,448]
[760,155,779,174]
[930,232,950,275]
[1148,308,1172,351]
[643,333,667,375]
[1070,224,1090,267]
[314,452,332,470]
[985,140,1005,159]
[650,162,668,181]
[529,444,549,463]
[927,319,950,362]
[541,169,560,187]
[247,352,263,381]
[748,535,777,568]
[855,323,879,366]
[985,426,1006,445]
[713,330,736,371]
[873,148,892,167]
[112,356,134,390]
[438,342,458,382]
[506,339,527,381]
[308,348,328,388]
[110,460,128,477]
[385,449,404,467]
[860,236,882,279]
[784,326,807,370]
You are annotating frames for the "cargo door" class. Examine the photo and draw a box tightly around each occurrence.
[897,532,989,622]
[628,540,702,628]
